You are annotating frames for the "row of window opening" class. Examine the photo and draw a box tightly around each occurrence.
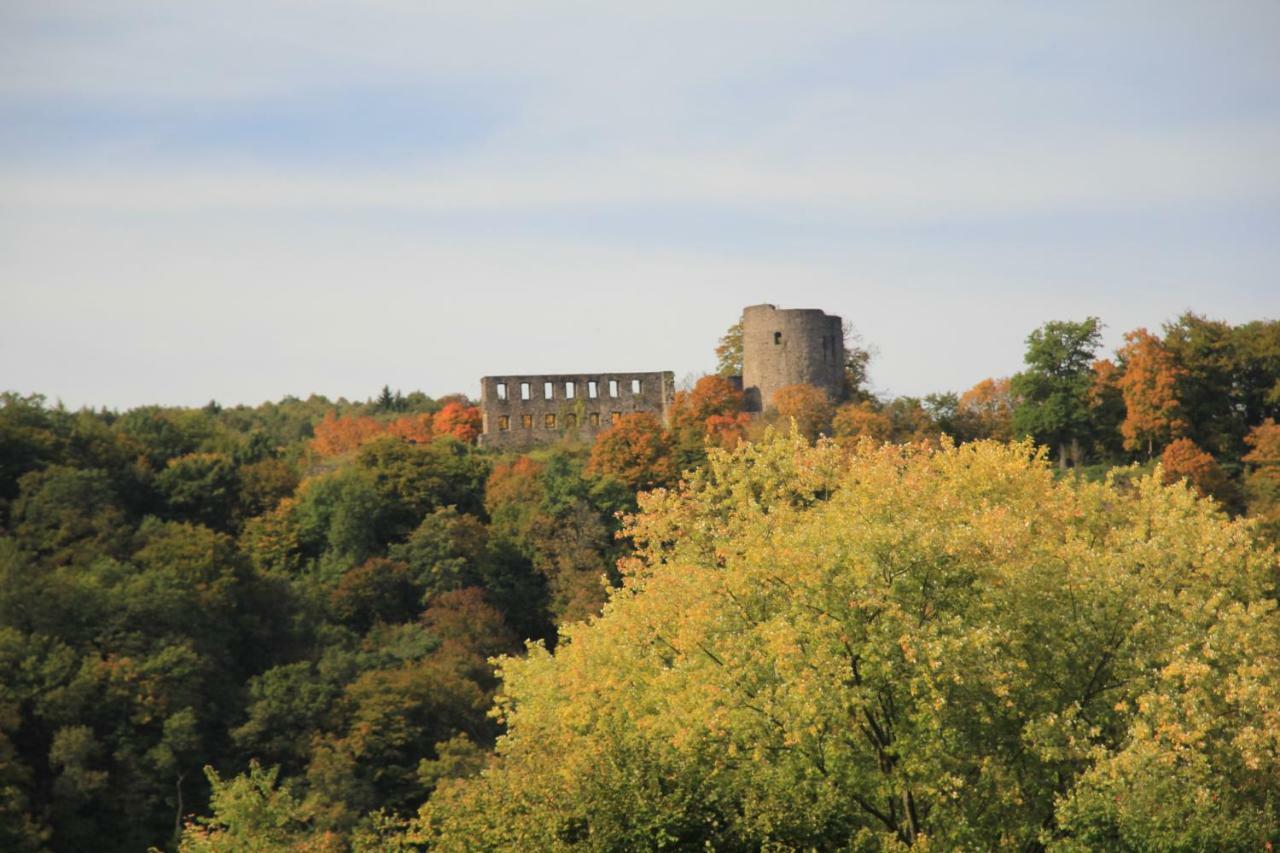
[495,378,641,402]
[496,412,623,431]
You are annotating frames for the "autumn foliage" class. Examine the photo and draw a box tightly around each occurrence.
[1117,328,1185,456]
[310,404,482,457]
[958,376,1016,441]
[671,375,750,452]
[1160,437,1233,503]
[770,383,834,440]
[420,433,1280,850]
[831,400,892,444]
[586,412,676,492]
[433,402,482,444]
[385,413,434,444]
[310,413,386,456]
[1243,419,1280,536]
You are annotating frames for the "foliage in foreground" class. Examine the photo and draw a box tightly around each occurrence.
[413,432,1278,850]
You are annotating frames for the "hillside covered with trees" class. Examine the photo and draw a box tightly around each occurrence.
[0,310,1277,850]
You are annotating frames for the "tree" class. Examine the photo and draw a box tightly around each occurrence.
[586,413,676,492]
[831,400,892,444]
[388,507,491,600]
[882,396,937,443]
[670,375,749,469]
[1086,360,1126,461]
[386,413,434,445]
[12,466,129,565]
[770,384,834,441]
[156,452,240,530]
[328,558,420,633]
[714,322,743,377]
[356,435,489,537]
[1011,318,1103,467]
[178,761,342,852]
[375,385,406,413]
[956,377,1016,442]
[1117,328,1185,457]
[1160,312,1280,461]
[841,321,874,402]
[415,432,1278,850]
[432,403,481,445]
[1055,599,1280,849]
[1243,419,1280,542]
[309,413,383,457]
[486,451,620,628]
[1160,437,1235,507]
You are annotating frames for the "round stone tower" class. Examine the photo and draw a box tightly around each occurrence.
[741,304,845,412]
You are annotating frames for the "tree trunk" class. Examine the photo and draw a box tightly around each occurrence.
[1059,442,1068,470]
[173,771,186,842]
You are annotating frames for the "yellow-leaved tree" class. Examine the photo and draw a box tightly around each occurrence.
[407,432,1278,850]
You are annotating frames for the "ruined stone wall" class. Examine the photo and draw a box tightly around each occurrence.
[741,304,844,412]
[478,371,675,450]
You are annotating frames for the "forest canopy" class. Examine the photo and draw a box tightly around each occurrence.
[1,308,1278,850]
[418,433,1279,850]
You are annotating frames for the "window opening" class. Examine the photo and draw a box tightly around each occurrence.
[631,379,641,395]
[774,331,782,345]
[520,382,530,400]
[521,414,533,429]
[498,415,510,431]
[608,379,619,398]
[565,381,575,399]
[611,411,622,425]
[566,413,577,427]
[588,380,598,398]
[544,381,553,399]
[589,412,600,427]
[496,382,507,401]
[545,414,556,429]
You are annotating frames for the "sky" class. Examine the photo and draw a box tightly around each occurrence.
[2,1,1278,410]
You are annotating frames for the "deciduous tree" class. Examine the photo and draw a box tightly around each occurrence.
[831,400,892,444]
[1242,419,1280,542]
[432,403,481,445]
[586,413,675,492]
[714,322,743,377]
[1160,437,1234,506]
[670,375,749,468]
[1117,328,1185,457]
[1011,318,1103,467]
[309,413,383,457]
[417,433,1278,850]
[770,383,834,441]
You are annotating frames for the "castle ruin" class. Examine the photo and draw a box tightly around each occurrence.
[477,304,844,449]
[741,303,845,412]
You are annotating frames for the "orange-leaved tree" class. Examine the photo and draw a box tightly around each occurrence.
[771,384,835,442]
[1161,437,1233,505]
[586,412,675,492]
[434,402,482,445]
[1118,328,1186,457]
[831,400,892,445]
[671,375,750,462]
[704,412,752,450]
[386,413,434,444]
[1242,419,1280,540]
[956,377,1017,442]
[310,412,385,457]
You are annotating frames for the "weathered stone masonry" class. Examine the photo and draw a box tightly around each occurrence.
[476,304,844,447]
[477,371,675,450]
[741,304,844,412]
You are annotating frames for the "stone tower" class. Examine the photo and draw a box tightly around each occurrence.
[741,303,845,412]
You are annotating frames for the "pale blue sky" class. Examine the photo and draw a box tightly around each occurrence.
[2,2,1278,409]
